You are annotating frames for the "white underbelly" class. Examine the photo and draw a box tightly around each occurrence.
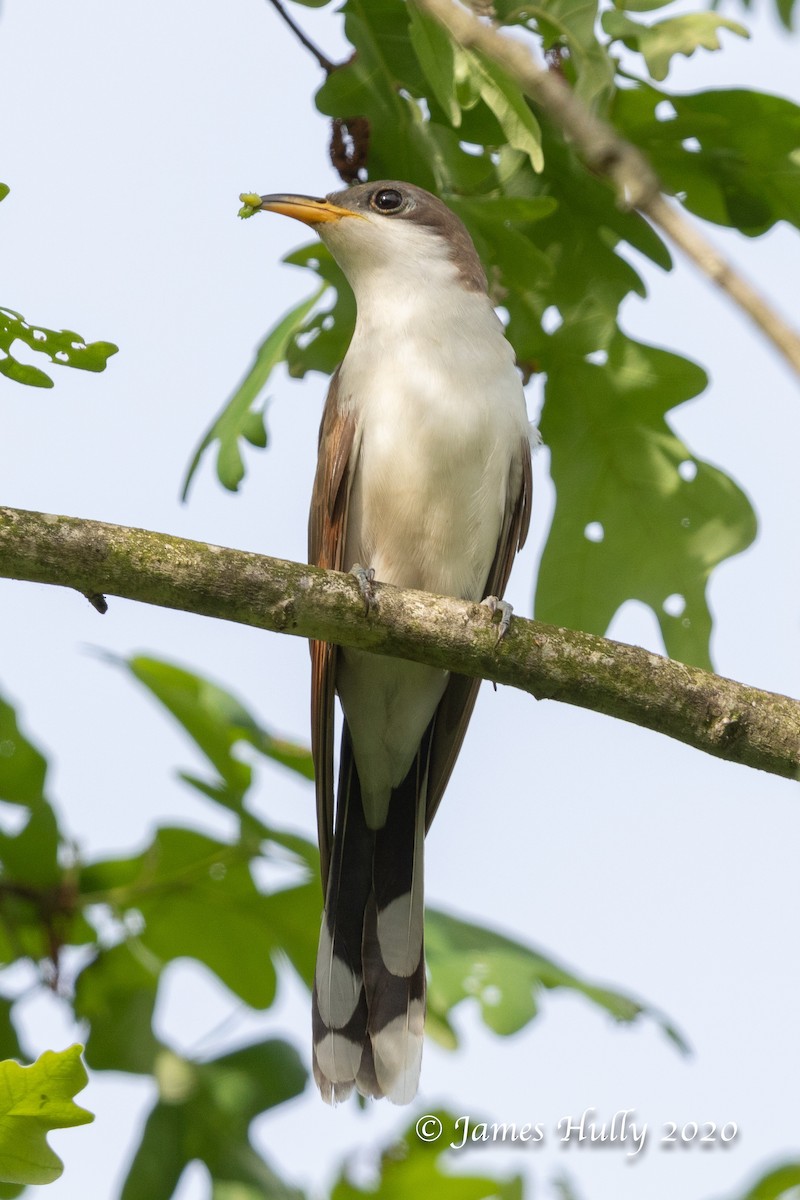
[342,373,522,602]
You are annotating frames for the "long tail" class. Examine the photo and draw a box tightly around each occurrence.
[312,726,428,1105]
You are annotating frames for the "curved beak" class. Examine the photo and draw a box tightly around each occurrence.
[256,193,364,226]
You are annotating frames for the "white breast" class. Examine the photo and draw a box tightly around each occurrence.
[336,246,528,601]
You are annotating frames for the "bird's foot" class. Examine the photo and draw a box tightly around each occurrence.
[350,563,377,615]
[481,595,513,646]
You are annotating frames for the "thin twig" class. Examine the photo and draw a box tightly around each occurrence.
[416,0,800,380]
[265,0,337,74]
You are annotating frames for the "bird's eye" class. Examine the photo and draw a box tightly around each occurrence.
[370,188,404,214]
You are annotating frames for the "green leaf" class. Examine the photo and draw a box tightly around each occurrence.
[0,695,47,806]
[426,908,687,1051]
[121,1042,306,1200]
[259,880,322,989]
[181,283,325,498]
[454,200,556,301]
[79,815,321,1009]
[0,798,60,890]
[773,0,797,29]
[0,186,9,203]
[433,107,506,184]
[602,11,749,82]
[0,693,87,963]
[241,407,267,447]
[497,0,617,110]
[0,1003,21,1067]
[614,82,800,235]
[0,1046,93,1186]
[462,51,543,172]
[122,655,314,815]
[283,244,356,379]
[80,827,283,1009]
[73,943,162,1075]
[315,0,438,188]
[0,357,54,388]
[0,307,117,390]
[492,123,668,373]
[537,332,757,668]
[408,2,460,127]
[120,1103,185,1200]
[451,195,558,224]
[612,0,676,11]
[331,1110,523,1200]
[726,1162,800,1200]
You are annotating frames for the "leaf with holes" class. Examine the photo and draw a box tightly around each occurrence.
[497,121,670,373]
[0,308,117,389]
[537,332,756,669]
[0,1046,93,1186]
[614,81,800,235]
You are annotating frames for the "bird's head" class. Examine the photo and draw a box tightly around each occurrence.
[253,181,487,298]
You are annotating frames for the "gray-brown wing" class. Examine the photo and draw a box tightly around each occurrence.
[424,435,532,831]
[308,369,357,892]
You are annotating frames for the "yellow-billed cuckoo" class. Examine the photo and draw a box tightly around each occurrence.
[252,181,533,1104]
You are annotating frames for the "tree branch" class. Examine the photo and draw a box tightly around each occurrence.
[1,505,798,780]
[416,0,800,380]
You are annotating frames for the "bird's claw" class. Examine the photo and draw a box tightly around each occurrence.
[350,563,377,615]
[481,595,513,646]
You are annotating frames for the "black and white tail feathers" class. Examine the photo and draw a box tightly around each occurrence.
[312,725,429,1105]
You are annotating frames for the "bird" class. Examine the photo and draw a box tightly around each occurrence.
[251,181,533,1105]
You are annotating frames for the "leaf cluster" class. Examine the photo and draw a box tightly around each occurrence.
[0,661,680,1197]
